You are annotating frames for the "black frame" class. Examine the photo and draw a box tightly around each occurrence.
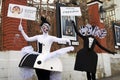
[113,23,120,47]
[56,2,77,41]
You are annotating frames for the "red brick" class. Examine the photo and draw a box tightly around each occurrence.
[88,1,107,53]
[2,0,27,50]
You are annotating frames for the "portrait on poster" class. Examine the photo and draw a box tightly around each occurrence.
[60,7,81,41]
[113,24,120,46]
[61,16,76,40]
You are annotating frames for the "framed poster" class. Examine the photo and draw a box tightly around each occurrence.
[56,2,81,45]
[60,7,81,41]
[61,15,76,40]
[113,23,120,47]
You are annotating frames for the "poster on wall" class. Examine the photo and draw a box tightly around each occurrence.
[7,3,36,20]
[60,7,81,41]
[113,23,120,47]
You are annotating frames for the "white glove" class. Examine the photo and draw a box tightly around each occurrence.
[18,23,23,31]
[66,39,71,45]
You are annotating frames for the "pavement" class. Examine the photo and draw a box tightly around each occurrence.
[97,73,120,80]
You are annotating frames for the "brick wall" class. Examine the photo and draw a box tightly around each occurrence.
[1,0,27,50]
[87,1,108,53]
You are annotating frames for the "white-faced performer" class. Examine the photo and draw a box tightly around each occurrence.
[18,16,74,80]
[72,21,116,80]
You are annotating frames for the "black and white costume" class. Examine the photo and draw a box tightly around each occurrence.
[19,35,73,71]
[72,22,116,80]
[18,17,74,80]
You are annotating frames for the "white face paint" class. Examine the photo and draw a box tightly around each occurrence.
[86,24,93,35]
[41,23,50,33]
[79,24,107,38]
[79,26,88,36]
[99,29,107,38]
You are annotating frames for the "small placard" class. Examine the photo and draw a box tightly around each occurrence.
[72,41,79,45]
[115,46,119,49]
[7,3,36,20]
[60,7,82,16]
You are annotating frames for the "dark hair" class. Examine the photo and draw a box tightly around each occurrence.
[40,16,50,26]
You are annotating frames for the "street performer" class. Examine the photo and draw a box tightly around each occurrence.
[18,16,74,80]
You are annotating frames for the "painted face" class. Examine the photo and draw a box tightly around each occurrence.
[79,26,88,36]
[99,28,107,38]
[41,23,50,33]
[86,24,93,35]
[79,24,107,38]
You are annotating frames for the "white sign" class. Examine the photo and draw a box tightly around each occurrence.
[60,7,82,16]
[7,4,37,20]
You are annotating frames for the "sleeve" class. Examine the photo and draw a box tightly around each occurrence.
[72,21,83,38]
[95,39,115,54]
[52,36,71,45]
[21,30,37,42]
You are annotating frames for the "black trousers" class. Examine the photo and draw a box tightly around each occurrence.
[35,69,50,80]
[86,72,96,80]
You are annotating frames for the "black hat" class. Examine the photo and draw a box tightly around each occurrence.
[40,16,50,26]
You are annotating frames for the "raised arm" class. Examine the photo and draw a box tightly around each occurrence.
[51,36,71,45]
[72,21,83,38]
[95,39,116,54]
[18,24,37,42]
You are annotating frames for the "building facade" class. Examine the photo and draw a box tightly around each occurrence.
[0,0,120,80]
